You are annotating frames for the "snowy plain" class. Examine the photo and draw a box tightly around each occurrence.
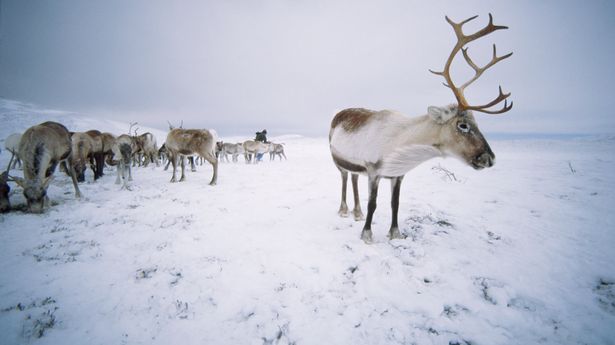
[0,99,614,345]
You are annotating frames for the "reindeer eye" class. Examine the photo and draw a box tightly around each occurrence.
[457,122,470,133]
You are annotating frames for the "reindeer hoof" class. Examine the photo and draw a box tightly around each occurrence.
[388,228,406,240]
[361,229,373,244]
[170,178,177,183]
[353,211,364,221]
[338,207,349,217]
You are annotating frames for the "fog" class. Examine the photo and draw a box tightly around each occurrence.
[1,0,614,136]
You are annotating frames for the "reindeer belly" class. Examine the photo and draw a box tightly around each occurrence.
[329,127,384,173]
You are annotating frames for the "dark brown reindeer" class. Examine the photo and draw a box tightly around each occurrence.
[0,153,14,212]
[85,129,105,179]
[329,14,512,243]
[165,128,218,184]
[12,121,82,213]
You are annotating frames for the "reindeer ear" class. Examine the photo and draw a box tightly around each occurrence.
[428,106,455,124]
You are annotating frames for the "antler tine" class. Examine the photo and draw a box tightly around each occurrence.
[470,99,513,114]
[465,85,512,113]
[460,44,513,92]
[431,13,513,114]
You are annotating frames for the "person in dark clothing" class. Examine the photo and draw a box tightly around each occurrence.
[255,129,267,143]
[254,129,268,161]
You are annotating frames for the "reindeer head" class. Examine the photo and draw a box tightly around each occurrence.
[428,14,512,170]
[428,104,494,169]
[12,176,52,213]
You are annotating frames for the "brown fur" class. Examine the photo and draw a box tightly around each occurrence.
[242,140,269,164]
[70,132,95,182]
[165,129,218,184]
[0,172,9,213]
[330,108,375,133]
[15,121,81,213]
[134,132,159,167]
[85,130,105,179]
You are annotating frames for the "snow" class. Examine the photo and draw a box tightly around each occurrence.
[1,99,614,345]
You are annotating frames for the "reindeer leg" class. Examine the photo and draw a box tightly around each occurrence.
[204,154,218,186]
[68,162,82,198]
[127,160,133,181]
[190,157,196,172]
[180,156,187,182]
[351,174,364,221]
[115,161,122,185]
[338,169,349,217]
[388,176,406,240]
[361,175,380,243]
[170,154,178,182]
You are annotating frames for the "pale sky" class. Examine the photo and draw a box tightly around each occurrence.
[1,0,614,136]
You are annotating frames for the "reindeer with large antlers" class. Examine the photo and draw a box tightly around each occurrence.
[329,14,512,243]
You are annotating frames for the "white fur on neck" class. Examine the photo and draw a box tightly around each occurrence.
[380,144,442,177]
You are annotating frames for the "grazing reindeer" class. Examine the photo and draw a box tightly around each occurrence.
[112,134,135,189]
[69,132,95,182]
[0,153,14,212]
[85,130,105,179]
[135,132,160,166]
[329,14,512,243]
[12,121,81,213]
[4,133,22,169]
[165,128,218,184]
[243,140,269,164]
[100,132,116,173]
[268,143,286,161]
[218,142,245,163]
[158,143,168,166]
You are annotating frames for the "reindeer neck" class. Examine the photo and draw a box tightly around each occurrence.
[398,114,445,148]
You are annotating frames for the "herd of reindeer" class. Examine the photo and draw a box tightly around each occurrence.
[0,122,287,214]
[1,14,511,242]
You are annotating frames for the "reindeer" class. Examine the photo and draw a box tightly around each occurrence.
[329,14,512,243]
[100,132,116,173]
[11,121,81,213]
[243,140,269,164]
[134,132,159,167]
[4,133,22,169]
[218,142,245,163]
[165,128,218,184]
[0,153,14,212]
[112,134,135,189]
[85,130,105,179]
[268,143,286,161]
[69,132,95,182]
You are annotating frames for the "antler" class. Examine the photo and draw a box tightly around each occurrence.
[128,122,139,135]
[429,13,513,114]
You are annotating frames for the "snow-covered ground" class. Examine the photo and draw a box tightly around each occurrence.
[0,99,614,345]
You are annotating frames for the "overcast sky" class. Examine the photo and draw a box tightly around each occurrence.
[1,0,614,136]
